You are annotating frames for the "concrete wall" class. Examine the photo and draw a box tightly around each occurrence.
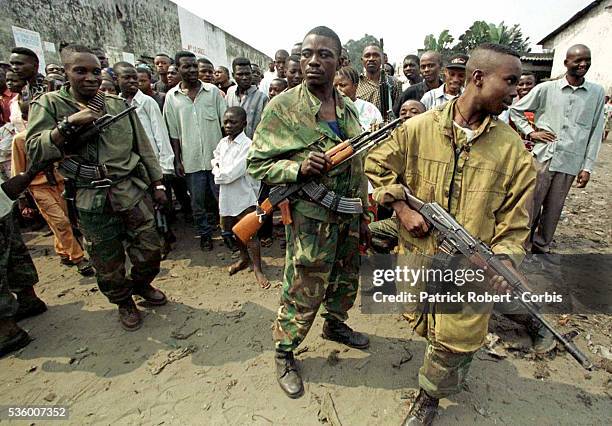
[542,0,612,93]
[0,0,270,71]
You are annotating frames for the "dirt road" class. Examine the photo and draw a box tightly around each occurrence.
[2,142,611,425]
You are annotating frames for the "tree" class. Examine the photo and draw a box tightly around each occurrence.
[454,21,531,54]
[343,34,381,73]
[423,30,455,53]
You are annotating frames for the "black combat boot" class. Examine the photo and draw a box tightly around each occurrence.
[322,319,370,349]
[14,287,47,321]
[527,318,556,354]
[275,350,304,398]
[0,318,31,357]
[401,388,439,426]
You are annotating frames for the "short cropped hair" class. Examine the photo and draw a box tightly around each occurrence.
[232,57,251,71]
[60,44,94,65]
[271,78,288,89]
[336,66,359,85]
[403,54,420,64]
[286,54,301,65]
[136,66,152,79]
[225,106,247,122]
[304,26,342,56]
[113,61,135,73]
[196,57,213,66]
[175,51,196,65]
[11,47,39,63]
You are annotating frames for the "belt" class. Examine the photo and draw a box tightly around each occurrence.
[59,158,114,188]
[301,181,363,215]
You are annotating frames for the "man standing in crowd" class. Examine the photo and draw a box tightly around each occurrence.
[268,78,287,100]
[45,63,64,76]
[366,43,535,425]
[402,54,422,91]
[214,66,235,94]
[153,54,173,93]
[166,65,180,90]
[9,47,45,101]
[226,57,268,139]
[197,58,215,84]
[356,44,402,116]
[164,51,227,251]
[27,45,168,331]
[260,49,289,96]
[251,64,264,87]
[510,44,605,256]
[248,26,370,399]
[393,51,443,117]
[91,47,110,68]
[285,55,304,90]
[420,54,468,110]
[334,66,382,130]
[136,66,165,111]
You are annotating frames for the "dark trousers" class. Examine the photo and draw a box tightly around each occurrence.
[185,170,219,238]
[164,175,191,214]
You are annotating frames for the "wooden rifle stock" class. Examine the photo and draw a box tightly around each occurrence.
[232,198,273,244]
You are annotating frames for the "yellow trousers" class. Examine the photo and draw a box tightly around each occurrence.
[30,182,84,262]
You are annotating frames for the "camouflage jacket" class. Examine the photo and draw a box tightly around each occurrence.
[247,83,367,223]
[365,98,536,261]
[26,86,162,213]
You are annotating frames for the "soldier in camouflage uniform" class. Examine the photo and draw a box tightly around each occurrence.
[0,171,46,356]
[365,44,536,425]
[247,26,371,399]
[26,45,168,331]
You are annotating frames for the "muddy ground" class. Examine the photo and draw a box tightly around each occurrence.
[1,140,611,425]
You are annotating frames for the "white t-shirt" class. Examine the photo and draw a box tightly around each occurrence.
[354,98,383,131]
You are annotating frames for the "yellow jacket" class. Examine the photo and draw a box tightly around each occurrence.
[365,99,535,260]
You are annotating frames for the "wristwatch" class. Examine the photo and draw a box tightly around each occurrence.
[154,184,166,191]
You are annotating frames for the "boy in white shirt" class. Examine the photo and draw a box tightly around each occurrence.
[212,107,269,289]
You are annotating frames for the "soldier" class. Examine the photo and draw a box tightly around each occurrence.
[247,26,370,399]
[1,159,49,356]
[26,45,168,331]
[365,43,536,425]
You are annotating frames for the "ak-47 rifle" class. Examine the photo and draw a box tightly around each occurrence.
[232,118,403,244]
[403,190,593,371]
[379,38,391,122]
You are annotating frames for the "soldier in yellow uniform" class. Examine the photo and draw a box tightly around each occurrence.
[365,43,536,425]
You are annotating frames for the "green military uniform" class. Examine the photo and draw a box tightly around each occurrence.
[247,83,367,352]
[365,99,535,398]
[369,217,399,253]
[0,174,39,319]
[26,86,163,304]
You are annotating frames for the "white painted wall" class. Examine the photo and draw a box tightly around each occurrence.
[543,0,612,93]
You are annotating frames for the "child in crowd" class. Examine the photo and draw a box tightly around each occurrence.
[212,107,269,289]
[268,78,288,100]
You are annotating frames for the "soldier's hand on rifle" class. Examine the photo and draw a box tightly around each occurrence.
[68,108,103,127]
[487,258,514,294]
[393,201,430,238]
[299,152,331,177]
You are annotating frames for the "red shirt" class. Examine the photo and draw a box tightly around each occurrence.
[0,88,16,125]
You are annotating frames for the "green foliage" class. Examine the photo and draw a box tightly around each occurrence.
[343,34,381,73]
[423,22,531,55]
[423,29,455,53]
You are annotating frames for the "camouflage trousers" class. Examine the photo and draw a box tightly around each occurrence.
[274,211,360,352]
[406,306,493,399]
[0,209,39,318]
[369,217,398,253]
[78,197,161,304]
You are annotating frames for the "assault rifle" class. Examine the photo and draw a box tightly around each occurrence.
[404,190,593,370]
[379,38,391,122]
[65,105,136,152]
[232,118,403,244]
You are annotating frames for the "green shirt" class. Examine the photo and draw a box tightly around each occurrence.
[247,83,367,223]
[26,86,163,213]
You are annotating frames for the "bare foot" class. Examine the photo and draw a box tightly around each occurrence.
[228,259,249,276]
[254,270,270,289]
